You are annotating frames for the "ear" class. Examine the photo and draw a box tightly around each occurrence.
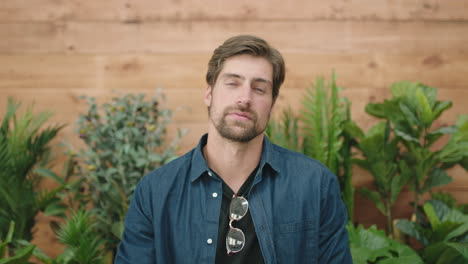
[204,85,212,107]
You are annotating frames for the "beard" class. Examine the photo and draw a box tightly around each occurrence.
[209,104,268,143]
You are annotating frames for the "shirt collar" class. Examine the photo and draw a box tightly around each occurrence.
[189,134,280,183]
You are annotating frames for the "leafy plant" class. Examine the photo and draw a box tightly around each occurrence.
[347,223,423,264]
[0,222,35,264]
[345,121,407,236]
[21,210,107,264]
[396,199,468,263]
[35,155,90,235]
[266,107,301,152]
[0,98,65,248]
[70,92,184,253]
[365,81,468,217]
[431,191,468,214]
[301,74,355,221]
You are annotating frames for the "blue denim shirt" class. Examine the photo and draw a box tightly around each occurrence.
[115,134,352,263]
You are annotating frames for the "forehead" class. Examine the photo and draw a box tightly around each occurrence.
[219,54,273,81]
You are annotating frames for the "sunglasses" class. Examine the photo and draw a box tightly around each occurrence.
[226,194,249,255]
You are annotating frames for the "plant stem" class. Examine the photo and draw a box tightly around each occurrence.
[413,181,420,220]
[385,197,393,238]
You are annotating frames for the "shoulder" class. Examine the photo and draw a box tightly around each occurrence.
[270,143,330,174]
[267,143,338,188]
[137,149,195,191]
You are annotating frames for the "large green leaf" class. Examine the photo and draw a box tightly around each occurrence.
[423,202,440,229]
[423,242,468,264]
[390,163,409,204]
[432,100,453,121]
[378,242,424,264]
[426,126,457,147]
[431,221,463,243]
[399,102,420,127]
[421,168,452,193]
[347,224,423,264]
[446,242,468,258]
[359,188,386,216]
[416,89,433,127]
[343,120,364,140]
[396,219,429,246]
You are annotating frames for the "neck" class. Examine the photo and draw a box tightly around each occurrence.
[203,127,264,193]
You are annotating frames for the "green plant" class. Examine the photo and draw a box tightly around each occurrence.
[396,200,468,263]
[301,74,354,221]
[0,222,35,264]
[365,81,468,217]
[70,92,184,253]
[431,191,468,214]
[0,98,65,247]
[345,121,407,237]
[21,210,107,264]
[347,223,423,264]
[266,107,301,152]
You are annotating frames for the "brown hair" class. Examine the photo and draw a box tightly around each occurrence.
[206,35,285,101]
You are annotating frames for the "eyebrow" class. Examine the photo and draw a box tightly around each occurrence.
[221,73,272,85]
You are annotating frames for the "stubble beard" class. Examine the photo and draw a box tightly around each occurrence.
[209,105,267,143]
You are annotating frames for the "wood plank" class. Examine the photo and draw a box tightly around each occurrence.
[0,55,98,89]
[1,87,465,124]
[284,52,468,89]
[1,87,465,158]
[1,0,467,22]
[0,23,65,53]
[1,21,468,54]
[1,52,467,90]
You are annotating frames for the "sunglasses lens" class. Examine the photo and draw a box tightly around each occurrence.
[226,228,245,253]
[229,196,249,220]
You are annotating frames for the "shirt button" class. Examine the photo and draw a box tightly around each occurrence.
[208,171,213,177]
[212,192,218,198]
[207,238,213,245]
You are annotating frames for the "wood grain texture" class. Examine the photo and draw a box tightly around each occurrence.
[0,0,467,258]
[1,21,468,54]
[1,0,467,22]
[2,52,467,90]
[1,87,466,155]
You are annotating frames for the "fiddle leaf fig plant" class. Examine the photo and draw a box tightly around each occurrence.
[396,200,468,264]
[70,91,184,253]
[347,223,423,264]
[345,121,406,237]
[365,81,468,216]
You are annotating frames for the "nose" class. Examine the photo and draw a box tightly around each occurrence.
[236,84,252,107]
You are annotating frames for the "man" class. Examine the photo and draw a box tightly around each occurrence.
[115,35,352,263]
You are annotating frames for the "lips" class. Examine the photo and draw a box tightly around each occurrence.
[228,111,252,120]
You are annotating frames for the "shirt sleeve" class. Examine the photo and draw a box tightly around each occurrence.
[318,170,353,263]
[115,176,156,264]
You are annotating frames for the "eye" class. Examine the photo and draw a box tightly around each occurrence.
[254,88,266,94]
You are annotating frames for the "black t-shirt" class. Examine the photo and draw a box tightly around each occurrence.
[213,167,265,264]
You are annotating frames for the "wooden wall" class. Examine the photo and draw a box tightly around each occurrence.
[1,0,467,257]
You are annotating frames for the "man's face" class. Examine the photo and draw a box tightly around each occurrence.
[204,54,275,143]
